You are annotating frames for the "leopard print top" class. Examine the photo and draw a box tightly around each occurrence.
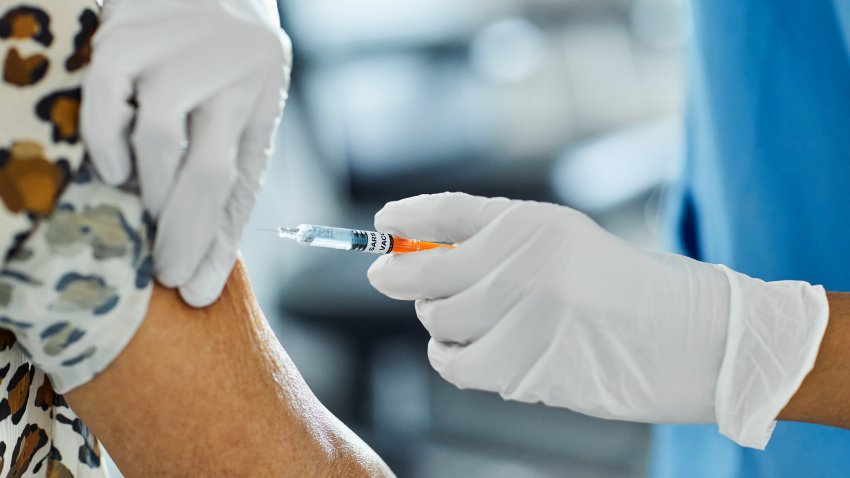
[0,0,148,475]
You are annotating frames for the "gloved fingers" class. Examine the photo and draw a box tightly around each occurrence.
[178,235,239,307]
[177,162,250,306]
[176,145,264,306]
[374,192,516,243]
[245,35,292,127]
[127,37,279,218]
[427,338,507,395]
[369,204,544,301]
[426,339,466,385]
[80,49,136,185]
[179,70,284,307]
[220,69,284,247]
[177,141,262,307]
[368,236,514,301]
[83,9,182,188]
[154,84,254,287]
[368,248,459,300]
[426,298,562,401]
[131,90,188,218]
[236,61,289,187]
[414,266,524,344]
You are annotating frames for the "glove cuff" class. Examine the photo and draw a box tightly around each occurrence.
[713,265,829,449]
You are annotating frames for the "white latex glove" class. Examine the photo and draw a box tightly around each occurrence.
[82,0,292,306]
[368,193,829,449]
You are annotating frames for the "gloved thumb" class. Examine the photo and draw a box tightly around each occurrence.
[178,243,238,307]
[374,192,515,244]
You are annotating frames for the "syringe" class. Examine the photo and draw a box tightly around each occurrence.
[274,224,455,255]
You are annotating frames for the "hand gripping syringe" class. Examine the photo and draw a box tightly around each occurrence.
[276,224,455,254]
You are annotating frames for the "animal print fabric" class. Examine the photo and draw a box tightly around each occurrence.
[0,0,152,393]
[0,0,156,475]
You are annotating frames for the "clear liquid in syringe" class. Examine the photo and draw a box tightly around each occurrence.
[273,224,454,255]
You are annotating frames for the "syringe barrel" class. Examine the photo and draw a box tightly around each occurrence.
[290,225,394,254]
[280,224,454,254]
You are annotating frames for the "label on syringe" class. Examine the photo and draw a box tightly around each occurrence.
[351,230,394,254]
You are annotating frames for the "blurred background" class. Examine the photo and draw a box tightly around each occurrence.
[188,0,687,476]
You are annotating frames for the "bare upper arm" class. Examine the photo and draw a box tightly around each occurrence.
[65,259,393,477]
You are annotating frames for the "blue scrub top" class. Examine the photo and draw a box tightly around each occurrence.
[653,1,850,477]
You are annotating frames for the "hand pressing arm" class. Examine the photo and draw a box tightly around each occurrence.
[66,260,393,477]
[82,0,292,307]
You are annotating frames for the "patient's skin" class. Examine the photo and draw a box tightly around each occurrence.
[65,260,393,477]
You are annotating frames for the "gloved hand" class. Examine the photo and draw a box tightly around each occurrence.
[81,0,292,307]
[368,193,829,449]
